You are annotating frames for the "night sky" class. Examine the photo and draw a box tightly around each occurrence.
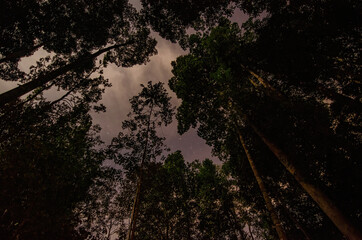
[92,33,218,163]
[0,33,218,163]
[0,3,248,164]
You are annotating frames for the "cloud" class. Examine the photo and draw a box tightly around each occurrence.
[0,32,218,164]
[93,34,218,163]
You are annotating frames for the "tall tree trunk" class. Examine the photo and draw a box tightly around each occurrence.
[0,44,43,63]
[237,130,288,240]
[127,175,143,240]
[245,116,362,240]
[241,65,332,137]
[126,103,154,240]
[0,41,132,108]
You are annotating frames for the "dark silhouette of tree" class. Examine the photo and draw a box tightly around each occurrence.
[0,1,156,108]
[74,167,135,240]
[2,1,360,239]
[108,81,174,240]
[0,101,105,240]
[238,131,288,240]
[1,0,145,62]
[141,0,233,42]
[169,20,361,239]
[132,151,249,239]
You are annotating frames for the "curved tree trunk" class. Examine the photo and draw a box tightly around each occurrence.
[0,41,132,108]
[237,130,288,240]
[245,116,362,240]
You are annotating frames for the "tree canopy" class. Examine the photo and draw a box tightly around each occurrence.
[1,0,361,239]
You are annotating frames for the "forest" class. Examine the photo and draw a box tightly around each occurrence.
[0,0,361,239]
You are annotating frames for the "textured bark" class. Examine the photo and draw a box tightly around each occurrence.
[0,42,132,108]
[238,130,288,240]
[246,117,362,240]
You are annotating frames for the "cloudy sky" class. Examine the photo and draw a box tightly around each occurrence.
[0,33,217,163]
[0,3,248,164]
[93,34,218,163]
[90,6,248,163]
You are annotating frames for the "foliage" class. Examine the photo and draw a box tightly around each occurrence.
[0,0,157,107]
[0,101,105,240]
[109,81,174,175]
[169,10,361,238]
[75,167,135,240]
[1,0,361,239]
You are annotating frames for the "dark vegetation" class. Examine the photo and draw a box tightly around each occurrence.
[0,0,361,239]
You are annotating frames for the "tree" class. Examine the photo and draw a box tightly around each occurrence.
[74,167,135,240]
[0,100,105,240]
[141,0,233,43]
[192,159,245,239]
[0,1,157,108]
[134,151,248,240]
[238,132,287,240]
[1,0,147,62]
[135,151,195,239]
[169,21,361,239]
[108,81,174,240]
[140,0,290,44]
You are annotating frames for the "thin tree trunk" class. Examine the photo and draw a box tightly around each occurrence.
[230,209,245,239]
[186,208,192,240]
[127,103,154,240]
[279,204,312,240]
[247,223,255,240]
[245,116,362,240]
[107,219,113,240]
[241,64,287,102]
[0,44,43,63]
[0,41,132,108]
[237,130,288,240]
[127,176,142,240]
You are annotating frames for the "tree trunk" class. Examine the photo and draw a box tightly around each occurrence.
[241,65,332,137]
[279,204,312,240]
[237,130,288,240]
[247,223,255,240]
[0,41,132,108]
[126,103,154,240]
[241,64,287,102]
[245,116,362,240]
[127,176,142,240]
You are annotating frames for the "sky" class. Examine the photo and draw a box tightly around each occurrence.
[0,2,248,164]
[92,34,218,163]
[0,33,218,163]
[90,3,248,163]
